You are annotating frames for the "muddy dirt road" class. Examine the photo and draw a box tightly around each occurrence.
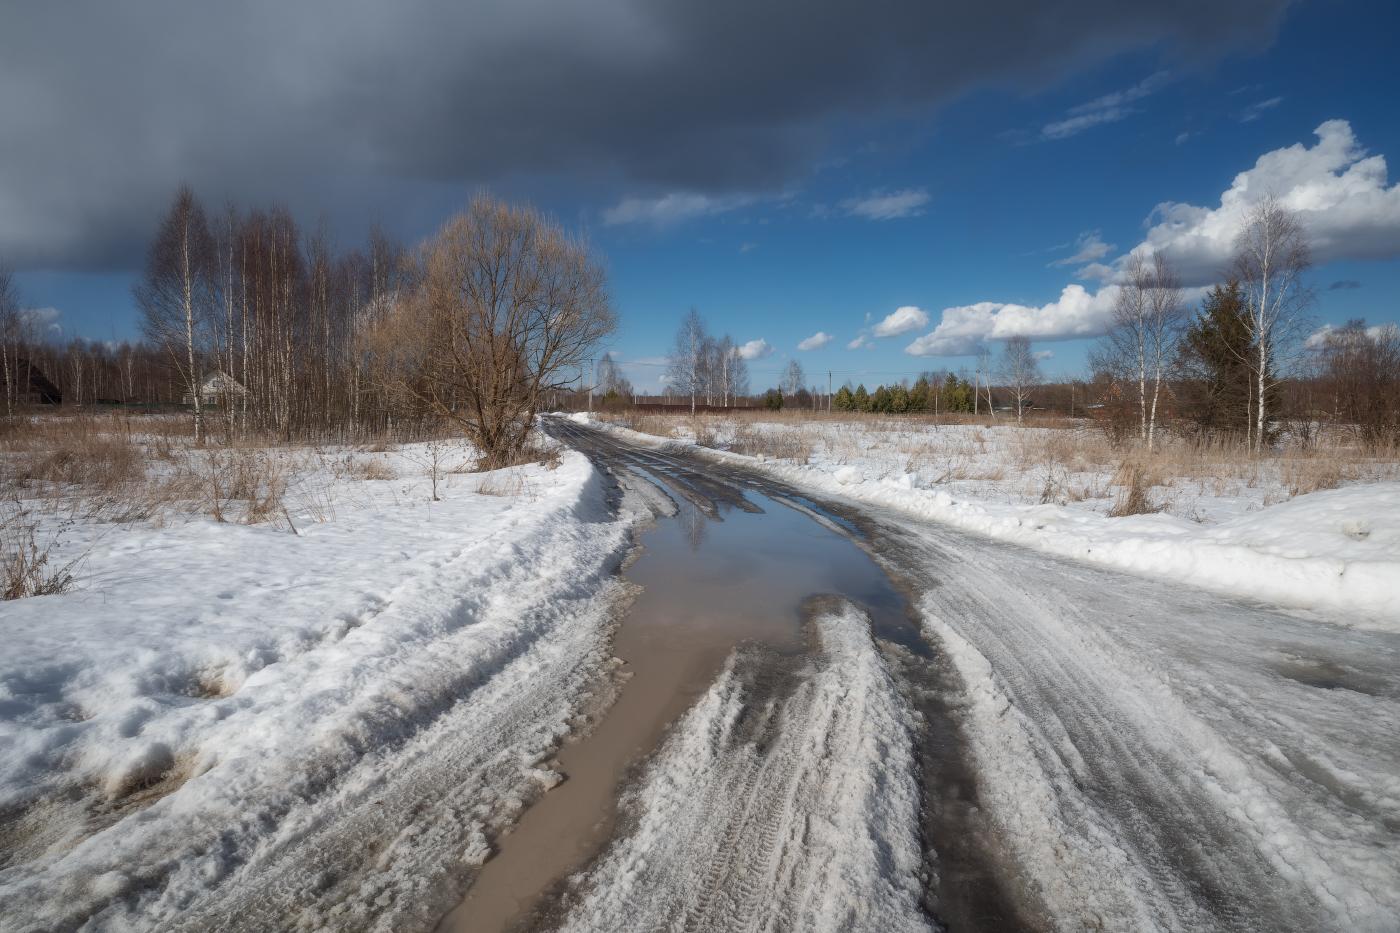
[438,419,1400,933]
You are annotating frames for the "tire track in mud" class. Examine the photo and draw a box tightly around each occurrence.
[548,599,930,933]
[518,420,1037,933]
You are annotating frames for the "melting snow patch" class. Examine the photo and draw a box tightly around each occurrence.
[557,599,930,933]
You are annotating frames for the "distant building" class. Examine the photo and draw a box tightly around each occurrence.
[184,371,247,407]
[1,357,62,405]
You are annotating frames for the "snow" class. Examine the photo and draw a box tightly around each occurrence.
[0,440,633,930]
[557,599,930,933]
[902,517,1400,931]
[592,418,1400,629]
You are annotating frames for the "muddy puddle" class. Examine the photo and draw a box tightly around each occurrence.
[437,459,914,933]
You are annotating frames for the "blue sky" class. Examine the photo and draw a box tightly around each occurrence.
[8,0,1400,392]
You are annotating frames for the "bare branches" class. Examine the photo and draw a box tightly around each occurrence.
[1091,252,1185,449]
[373,196,615,467]
[1232,195,1314,451]
[998,336,1040,422]
[133,186,219,442]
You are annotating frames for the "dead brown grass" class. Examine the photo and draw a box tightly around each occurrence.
[1108,462,1163,517]
[727,423,813,464]
[1,503,82,600]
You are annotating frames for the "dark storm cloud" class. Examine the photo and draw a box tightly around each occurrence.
[0,0,1293,270]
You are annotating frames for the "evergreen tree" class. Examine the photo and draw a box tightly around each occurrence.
[854,383,870,412]
[1178,281,1271,441]
[909,376,930,412]
[889,384,909,413]
[942,372,972,412]
[871,385,892,413]
[763,387,784,410]
[833,384,854,411]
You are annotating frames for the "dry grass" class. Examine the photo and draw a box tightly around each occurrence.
[1108,462,1163,517]
[727,423,814,464]
[597,409,1398,516]
[1,502,83,600]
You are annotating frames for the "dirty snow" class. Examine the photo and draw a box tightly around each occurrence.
[556,599,930,933]
[0,441,632,930]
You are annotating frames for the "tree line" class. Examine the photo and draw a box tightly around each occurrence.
[2,189,616,466]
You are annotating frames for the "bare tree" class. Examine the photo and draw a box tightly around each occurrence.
[1090,252,1184,450]
[1317,320,1400,450]
[1232,196,1313,452]
[975,347,997,418]
[726,339,750,403]
[371,196,615,468]
[0,266,19,417]
[135,186,218,443]
[998,336,1040,422]
[596,352,632,399]
[666,308,707,415]
[780,359,806,399]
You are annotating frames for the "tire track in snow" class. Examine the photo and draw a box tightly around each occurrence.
[548,598,931,933]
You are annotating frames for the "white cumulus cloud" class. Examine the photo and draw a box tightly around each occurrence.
[841,188,930,221]
[847,334,870,350]
[904,285,1120,357]
[737,338,773,360]
[797,331,832,351]
[872,305,929,337]
[905,119,1400,358]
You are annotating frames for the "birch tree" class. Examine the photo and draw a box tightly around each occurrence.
[135,186,217,443]
[0,266,19,417]
[1231,196,1313,452]
[780,359,806,399]
[666,308,707,414]
[998,336,1040,422]
[1091,252,1184,450]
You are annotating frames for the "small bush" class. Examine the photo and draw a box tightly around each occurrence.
[2,515,80,600]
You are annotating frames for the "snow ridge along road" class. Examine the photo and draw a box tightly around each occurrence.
[0,449,634,932]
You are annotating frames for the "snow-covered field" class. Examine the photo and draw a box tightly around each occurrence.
[592,413,1400,628]
[0,432,633,930]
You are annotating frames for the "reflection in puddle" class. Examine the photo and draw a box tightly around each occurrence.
[438,465,918,933]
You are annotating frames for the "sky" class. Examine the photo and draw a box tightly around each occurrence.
[4,0,1399,392]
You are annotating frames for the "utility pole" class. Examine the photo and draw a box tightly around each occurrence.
[827,370,832,413]
[587,358,594,414]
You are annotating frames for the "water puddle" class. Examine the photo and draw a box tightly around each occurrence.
[437,463,913,933]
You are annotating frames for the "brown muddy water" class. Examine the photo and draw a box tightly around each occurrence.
[438,424,1032,933]
[437,458,912,932]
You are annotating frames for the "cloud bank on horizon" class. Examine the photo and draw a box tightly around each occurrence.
[905,119,1400,357]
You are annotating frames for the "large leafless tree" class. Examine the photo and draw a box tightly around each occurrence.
[374,196,615,467]
[135,186,219,443]
[1232,196,1313,452]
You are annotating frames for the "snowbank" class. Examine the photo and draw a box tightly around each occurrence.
[589,421,1400,629]
[0,445,632,929]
